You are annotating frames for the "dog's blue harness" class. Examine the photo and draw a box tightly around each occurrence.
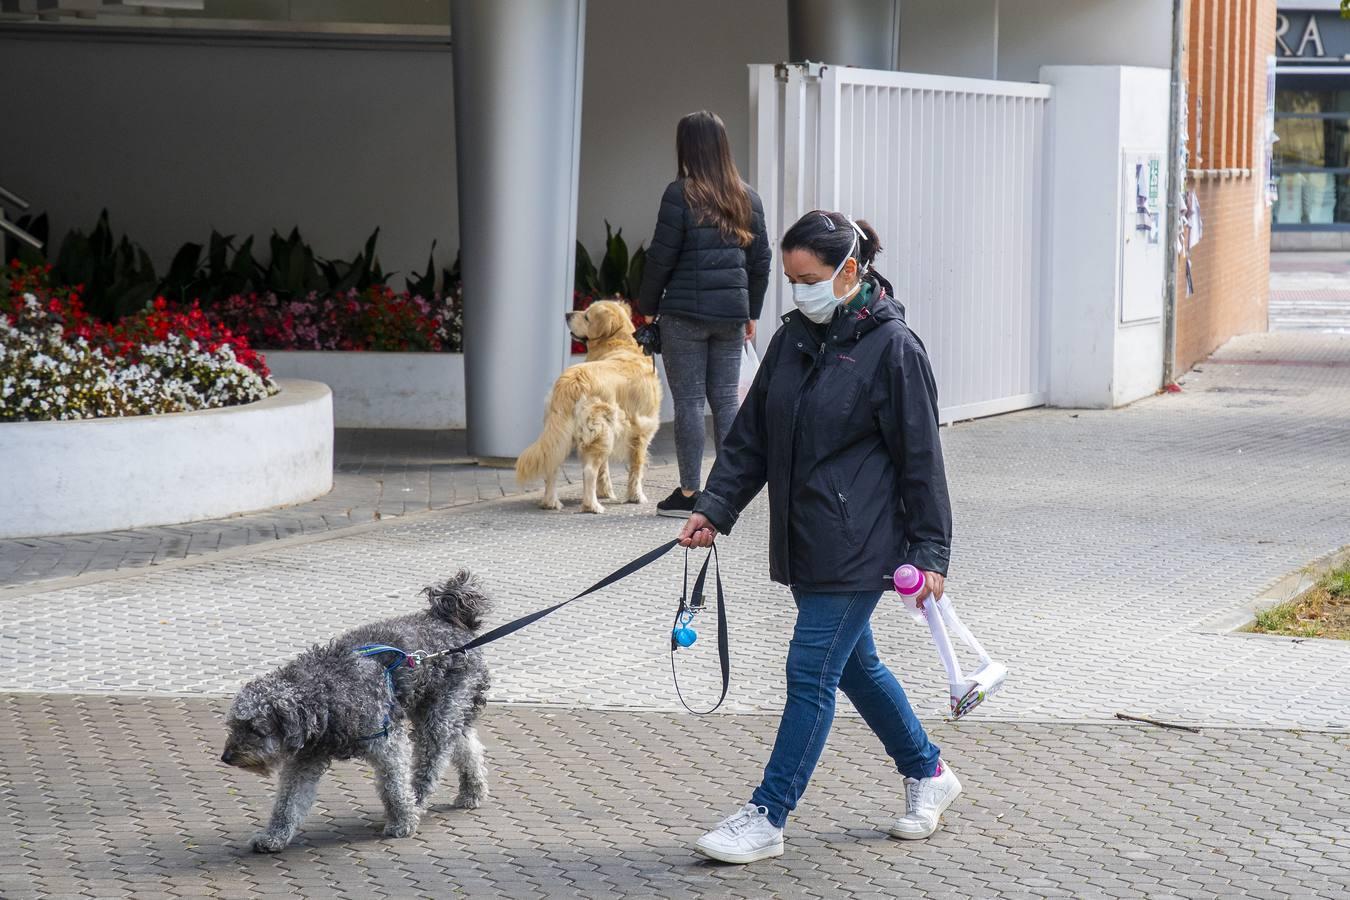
[352,644,419,742]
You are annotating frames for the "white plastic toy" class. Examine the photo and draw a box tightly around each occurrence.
[893,565,1008,718]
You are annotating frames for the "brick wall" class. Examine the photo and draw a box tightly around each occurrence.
[1177,176,1270,370]
[1176,0,1275,373]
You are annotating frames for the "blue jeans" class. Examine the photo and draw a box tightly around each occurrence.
[750,590,941,828]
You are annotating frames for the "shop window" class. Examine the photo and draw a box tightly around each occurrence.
[0,1,448,38]
[1272,87,1350,226]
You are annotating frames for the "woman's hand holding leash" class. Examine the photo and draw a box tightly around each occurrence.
[679,513,718,548]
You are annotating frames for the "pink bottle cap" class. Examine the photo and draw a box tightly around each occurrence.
[893,564,924,595]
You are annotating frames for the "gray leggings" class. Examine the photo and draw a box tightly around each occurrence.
[660,313,746,491]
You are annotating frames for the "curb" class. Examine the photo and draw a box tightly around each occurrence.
[1196,544,1350,638]
[0,461,687,603]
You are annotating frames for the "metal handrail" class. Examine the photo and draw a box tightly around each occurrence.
[0,184,29,211]
[0,218,42,250]
[0,183,42,250]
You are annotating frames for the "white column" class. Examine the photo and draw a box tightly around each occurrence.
[451,0,586,461]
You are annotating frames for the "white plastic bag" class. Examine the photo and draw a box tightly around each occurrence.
[894,565,1007,718]
[737,342,759,405]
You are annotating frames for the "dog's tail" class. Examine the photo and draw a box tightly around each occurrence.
[515,371,585,485]
[423,570,492,632]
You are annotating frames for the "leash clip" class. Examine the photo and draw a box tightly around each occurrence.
[672,548,703,649]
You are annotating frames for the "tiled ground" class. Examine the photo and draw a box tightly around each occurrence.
[3,332,1349,897]
[3,334,1347,730]
[1270,252,1350,333]
[2,695,1346,900]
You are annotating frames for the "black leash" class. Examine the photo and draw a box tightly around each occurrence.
[351,539,735,740]
[668,544,730,715]
[418,538,678,660]
[382,539,729,714]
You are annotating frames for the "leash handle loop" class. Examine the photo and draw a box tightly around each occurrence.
[669,545,730,715]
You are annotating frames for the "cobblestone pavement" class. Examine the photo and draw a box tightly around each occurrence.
[3,334,1348,729]
[2,693,1347,900]
[0,427,691,589]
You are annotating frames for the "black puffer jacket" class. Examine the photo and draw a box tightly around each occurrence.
[693,273,953,592]
[637,179,772,321]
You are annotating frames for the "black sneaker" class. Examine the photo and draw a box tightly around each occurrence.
[656,488,700,518]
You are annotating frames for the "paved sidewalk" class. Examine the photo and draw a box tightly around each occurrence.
[0,427,692,589]
[1270,251,1350,333]
[3,332,1349,897]
[4,334,1348,729]
[3,694,1347,900]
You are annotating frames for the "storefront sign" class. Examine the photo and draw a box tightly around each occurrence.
[1276,9,1350,62]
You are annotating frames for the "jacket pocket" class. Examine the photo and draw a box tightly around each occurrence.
[826,470,858,548]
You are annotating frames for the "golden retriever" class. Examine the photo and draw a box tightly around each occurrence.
[515,300,662,513]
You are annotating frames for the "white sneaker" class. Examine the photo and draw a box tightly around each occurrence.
[694,803,784,864]
[888,763,962,840]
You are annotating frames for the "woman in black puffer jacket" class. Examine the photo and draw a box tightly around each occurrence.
[637,110,771,518]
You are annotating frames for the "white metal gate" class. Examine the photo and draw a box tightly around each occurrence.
[750,64,1052,423]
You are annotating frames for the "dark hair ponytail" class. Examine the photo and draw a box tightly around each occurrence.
[854,219,882,269]
[780,210,883,272]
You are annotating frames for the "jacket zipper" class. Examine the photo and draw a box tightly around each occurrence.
[825,466,855,545]
[837,490,853,540]
[784,337,829,582]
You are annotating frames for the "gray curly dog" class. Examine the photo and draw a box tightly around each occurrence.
[221,571,491,852]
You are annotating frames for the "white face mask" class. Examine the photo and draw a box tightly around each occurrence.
[791,235,866,324]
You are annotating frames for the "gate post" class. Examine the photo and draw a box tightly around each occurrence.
[748,64,782,355]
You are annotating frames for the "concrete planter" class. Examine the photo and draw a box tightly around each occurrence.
[263,351,677,429]
[0,380,333,539]
[264,351,465,430]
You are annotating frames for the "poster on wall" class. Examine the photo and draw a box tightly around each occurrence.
[1133,157,1161,244]
[1121,149,1165,325]
[1186,190,1203,248]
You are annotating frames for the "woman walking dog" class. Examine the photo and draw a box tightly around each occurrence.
[676,210,959,864]
[637,110,771,518]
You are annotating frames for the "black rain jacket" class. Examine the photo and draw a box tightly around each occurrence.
[693,273,953,592]
[637,179,772,322]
